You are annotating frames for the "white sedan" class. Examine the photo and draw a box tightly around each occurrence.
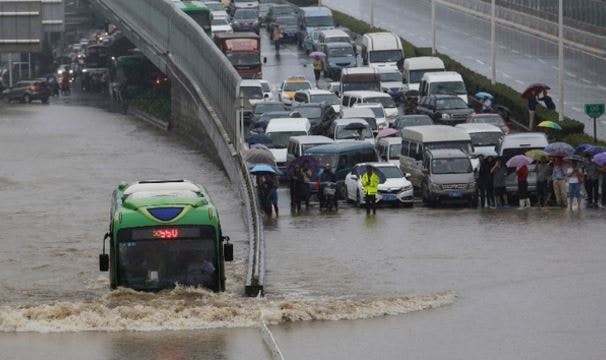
[211,16,233,35]
[345,162,414,207]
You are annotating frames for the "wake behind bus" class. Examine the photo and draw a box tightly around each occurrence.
[99,180,233,291]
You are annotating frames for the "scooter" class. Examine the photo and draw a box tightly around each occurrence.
[319,182,338,212]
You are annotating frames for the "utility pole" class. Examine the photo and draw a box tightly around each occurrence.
[8,53,13,87]
[370,0,375,27]
[431,0,436,55]
[558,0,564,121]
[490,0,496,85]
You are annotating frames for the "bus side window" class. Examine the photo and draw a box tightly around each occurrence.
[361,149,378,162]
[337,155,348,170]
[409,142,419,160]
[342,96,349,106]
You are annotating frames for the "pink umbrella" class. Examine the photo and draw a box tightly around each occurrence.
[309,51,326,58]
[506,155,533,169]
[376,128,399,139]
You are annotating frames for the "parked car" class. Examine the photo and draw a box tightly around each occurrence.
[391,114,434,130]
[204,1,229,18]
[327,118,375,145]
[259,79,273,101]
[211,16,233,35]
[416,95,473,125]
[292,89,340,113]
[258,2,273,23]
[265,4,295,31]
[322,42,356,80]
[272,15,299,42]
[249,111,292,132]
[455,123,504,157]
[301,30,322,54]
[251,101,286,122]
[466,113,510,135]
[344,162,414,207]
[2,79,51,104]
[376,136,403,166]
[278,76,312,107]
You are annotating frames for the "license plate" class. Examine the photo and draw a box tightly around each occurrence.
[382,194,397,201]
[449,192,463,198]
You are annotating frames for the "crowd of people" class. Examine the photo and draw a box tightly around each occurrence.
[476,153,606,210]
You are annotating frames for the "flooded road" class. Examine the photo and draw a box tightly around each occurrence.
[1,31,605,360]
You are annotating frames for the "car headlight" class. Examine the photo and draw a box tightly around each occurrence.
[430,183,441,190]
[402,185,413,191]
[441,113,450,119]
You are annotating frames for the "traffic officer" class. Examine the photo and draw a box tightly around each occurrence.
[361,165,380,215]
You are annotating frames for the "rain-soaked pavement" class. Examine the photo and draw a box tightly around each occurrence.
[1,29,606,359]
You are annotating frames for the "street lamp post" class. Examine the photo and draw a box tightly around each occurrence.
[370,0,375,28]
[490,0,496,85]
[558,0,564,121]
[431,0,436,55]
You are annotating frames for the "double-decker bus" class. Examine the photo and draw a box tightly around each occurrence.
[99,180,233,291]
[177,1,213,36]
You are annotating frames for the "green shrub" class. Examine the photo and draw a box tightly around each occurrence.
[562,133,606,147]
[131,83,171,122]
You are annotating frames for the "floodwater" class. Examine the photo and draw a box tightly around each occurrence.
[1,30,605,359]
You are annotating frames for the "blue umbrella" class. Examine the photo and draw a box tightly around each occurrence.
[544,142,574,157]
[586,146,605,156]
[250,164,278,176]
[575,143,594,154]
[246,133,272,145]
[475,91,494,100]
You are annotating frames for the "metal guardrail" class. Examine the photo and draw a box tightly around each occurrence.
[92,0,264,296]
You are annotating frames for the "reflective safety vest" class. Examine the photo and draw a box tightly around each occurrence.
[361,172,380,195]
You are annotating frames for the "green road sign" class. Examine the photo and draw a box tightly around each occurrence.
[585,103,605,118]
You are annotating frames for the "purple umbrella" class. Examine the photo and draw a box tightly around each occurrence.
[376,128,399,139]
[593,152,606,167]
[586,146,605,156]
[544,142,574,157]
[506,155,533,169]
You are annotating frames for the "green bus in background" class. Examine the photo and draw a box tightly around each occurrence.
[99,180,233,291]
[177,1,214,36]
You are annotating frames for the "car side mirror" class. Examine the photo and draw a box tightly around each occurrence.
[263,57,267,64]
[99,253,109,271]
[405,173,412,179]
[223,236,233,262]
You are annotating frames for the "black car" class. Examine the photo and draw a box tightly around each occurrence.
[292,103,338,135]
[249,111,292,133]
[265,4,295,31]
[2,79,51,104]
[391,114,434,129]
[272,15,299,42]
[251,101,286,122]
[231,9,260,34]
[416,95,473,125]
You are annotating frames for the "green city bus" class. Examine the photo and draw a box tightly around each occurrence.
[177,1,213,36]
[99,180,233,291]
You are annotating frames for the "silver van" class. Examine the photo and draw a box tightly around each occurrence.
[286,135,334,165]
[399,125,472,188]
[495,132,548,195]
[421,149,477,207]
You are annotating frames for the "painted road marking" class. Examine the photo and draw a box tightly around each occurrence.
[566,72,577,78]
[572,106,582,112]
[511,49,520,54]
[597,85,606,90]
[515,79,524,85]
[498,45,507,50]
[581,78,592,84]
[538,58,547,64]
[501,73,512,79]
[551,65,559,70]
[524,54,533,59]
[476,59,486,65]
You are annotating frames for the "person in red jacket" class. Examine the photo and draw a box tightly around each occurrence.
[516,164,530,208]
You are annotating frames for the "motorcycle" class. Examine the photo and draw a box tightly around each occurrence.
[319,182,338,212]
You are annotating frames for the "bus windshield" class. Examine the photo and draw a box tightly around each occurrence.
[342,82,380,92]
[117,226,218,290]
[430,81,467,95]
[187,11,212,32]
[432,158,472,174]
[409,69,444,83]
[227,53,260,66]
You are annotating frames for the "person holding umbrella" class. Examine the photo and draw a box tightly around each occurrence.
[536,156,552,207]
[313,55,323,88]
[566,160,583,210]
[538,90,556,111]
[527,89,538,130]
[361,165,380,215]
[491,158,509,208]
[551,157,569,208]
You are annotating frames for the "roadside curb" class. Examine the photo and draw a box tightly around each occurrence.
[127,106,170,131]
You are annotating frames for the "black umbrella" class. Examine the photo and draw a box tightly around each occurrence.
[355,165,387,184]
[344,122,367,131]
[522,83,550,98]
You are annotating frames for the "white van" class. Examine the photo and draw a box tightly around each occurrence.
[339,67,381,95]
[351,103,388,131]
[399,125,472,188]
[403,56,445,92]
[455,123,504,157]
[286,135,334,165]
[419,71,468,104]
[495,132,548,195]
[265,118,311,172]
[318,29,351,46]
[376,136,402,165]
[328,118,375,145]
[360,32,404,68]
[340,90,398,122]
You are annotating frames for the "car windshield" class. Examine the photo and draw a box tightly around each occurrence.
[284,82,311,91]
[472,115,504,126]
[259,112,289,122]
[273,6,292,15]
[302,143,330,152]
[343,82,381,92]
[276,17,297,25]
[259,4,271,12]
[234,10,256,19]
[328,46,354,57]
[469,132,503,147]
[369,50,403,63]
[206,3,224,11]
[378,166,403,178]
[212,18,229,26]
[425,141,473,154]
[336,125,372,139]
[189,13,212,31]
[260,82,271,92]
[254,103,284,114]
[266,131,307,148]
[241,86,263,99]
[294,107,321,119]
[304,152,337,167]
[430,81,467,95]
[432,158,472,174]
[365,97,395,108]
[310,94,339,105]
[380,71,402,82]
[361,106,384,118]
[326,36,350,43]
[227,53,259,66]
[435,97,468,110]
[389,144,402,159]
[409,69,443,83]
[306,16,334,27]
[395,116,433,129]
